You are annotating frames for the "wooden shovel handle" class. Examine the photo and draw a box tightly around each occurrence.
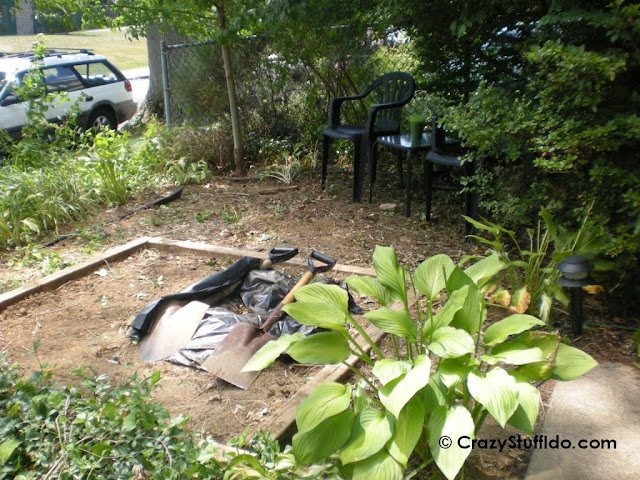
[261,270,314,332]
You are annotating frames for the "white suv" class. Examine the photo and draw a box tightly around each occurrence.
[0,49,137,138]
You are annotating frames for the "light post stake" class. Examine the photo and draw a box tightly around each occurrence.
[557,256,594,334]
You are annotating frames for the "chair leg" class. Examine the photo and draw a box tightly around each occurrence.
[321,135,330,191]
[369,143,378,203]
[425,161,434,222]
[352,139,363,203]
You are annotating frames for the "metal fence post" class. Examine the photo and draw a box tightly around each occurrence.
[160,40,172,127]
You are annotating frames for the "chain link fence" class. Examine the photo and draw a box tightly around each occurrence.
[160,33,430,138]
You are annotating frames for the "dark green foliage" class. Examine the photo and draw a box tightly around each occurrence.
[0,355,223,479]
[420,0,640,266]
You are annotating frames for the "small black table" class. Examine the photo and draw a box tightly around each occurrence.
[371,133,432,217]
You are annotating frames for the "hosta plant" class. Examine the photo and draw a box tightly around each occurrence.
[244,246,598,480]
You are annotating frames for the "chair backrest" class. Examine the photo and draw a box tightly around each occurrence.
[364,72,415,133]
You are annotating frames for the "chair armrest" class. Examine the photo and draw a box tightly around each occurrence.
[328,93,369,127]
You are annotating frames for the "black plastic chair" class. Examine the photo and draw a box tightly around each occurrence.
[321,72,415,202]
[424,116,478,236]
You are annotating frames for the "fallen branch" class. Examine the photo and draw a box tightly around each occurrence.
[258,185,299,195]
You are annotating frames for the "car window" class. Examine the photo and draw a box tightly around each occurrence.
[42,66,84,93]
[73,62,119,87]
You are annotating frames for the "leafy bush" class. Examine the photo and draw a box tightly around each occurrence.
[0,354,224,479]
[0,164,93,249]
[442,5,640,267]
[245,246,598,480]
[0,353,345,479]
[159,122,234,172]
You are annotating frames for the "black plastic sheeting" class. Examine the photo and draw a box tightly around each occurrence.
[130,256,361,369]
[169,269,317,369]
[128,256,262,341]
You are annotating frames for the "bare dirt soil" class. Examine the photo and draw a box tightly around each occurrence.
[0,168,637,478]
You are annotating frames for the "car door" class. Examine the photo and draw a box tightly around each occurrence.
[0,78,28,136]
[40,65,85,125]
[73,61,129,106]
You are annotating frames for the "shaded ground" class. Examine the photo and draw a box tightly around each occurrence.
[1,166,476,290]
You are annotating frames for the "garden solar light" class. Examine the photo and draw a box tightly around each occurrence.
[557,255,594,334]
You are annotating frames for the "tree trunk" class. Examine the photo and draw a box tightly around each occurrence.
[128,24,188,125]
[216,3,246,176]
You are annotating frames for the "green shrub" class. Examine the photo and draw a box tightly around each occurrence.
[159,122,234,172]
[0,353,225,479]
[0,164,93,249]
[444,17,640,267]
[245,246,598,480]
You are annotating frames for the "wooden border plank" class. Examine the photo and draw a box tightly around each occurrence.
[146,237,376,277]
[0,237,150,312]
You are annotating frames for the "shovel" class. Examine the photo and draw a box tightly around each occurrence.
[138,247,299,362]
[203,250,336,389]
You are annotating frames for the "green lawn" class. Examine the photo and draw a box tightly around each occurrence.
[0,29,147,71]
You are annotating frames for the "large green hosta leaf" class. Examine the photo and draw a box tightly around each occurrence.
[437,357,472,390]
[423,286,468,340]
[293,410,355,464]
[287,331,351,364]
[467,367,519,427]
[351,449,403,480]
[242,333,304,372]
[373,246,407,304]
[483,342,546,366]
[413,254,454,300]
[450,283,486,335]
[345,275,390,306]
[551,343,598,381]
[296,382,352,433]
[463,252,505,288]
[364,307,417,341]
[386,396,424,467]
[339,408,394,464]
[513,331,560,380]
[428,405,475,480]
[423,375,448,412]
[379,355,431,418]
[294,283,349,314]
[371,359,412,386]
[483,314,545,346]
[507,372,540,434]
[428,326,475,358]
[282,302,347,332]
[445,266,474,295]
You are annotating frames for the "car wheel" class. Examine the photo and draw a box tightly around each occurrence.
[88,108,117,130]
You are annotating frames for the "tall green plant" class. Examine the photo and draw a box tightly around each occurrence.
[244,246,598,480]
[464,205,609,324]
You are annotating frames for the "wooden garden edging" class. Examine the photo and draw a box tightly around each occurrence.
[0,237,151,312]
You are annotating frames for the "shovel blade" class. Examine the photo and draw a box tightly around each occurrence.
[202,322,275,390]
[139,300,209,362]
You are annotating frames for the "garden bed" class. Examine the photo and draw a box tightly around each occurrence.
[0,238,379,443]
